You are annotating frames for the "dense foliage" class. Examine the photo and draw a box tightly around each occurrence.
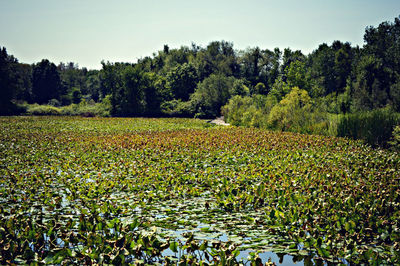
[0,117,399,264]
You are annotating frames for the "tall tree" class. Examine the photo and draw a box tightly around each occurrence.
[194,41,239,79]
[352,55,388,110]
[240,47,262,87]
[190,74,236,118]
[306,41,355,97]
[32,59,63,104]
[0,47,19,114]
[13,63,32,102]
[85,70,101,101]
[351,16,400,110]
[107,63,152,116]
[166,63,198,101]
[58,62,88,103]
[281,48,305,77]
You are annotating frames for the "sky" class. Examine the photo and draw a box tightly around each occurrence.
[0,0,399,70]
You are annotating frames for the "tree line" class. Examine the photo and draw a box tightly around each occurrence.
[1,16,400,124]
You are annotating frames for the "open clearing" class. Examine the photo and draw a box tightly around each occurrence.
[0,117,399,265]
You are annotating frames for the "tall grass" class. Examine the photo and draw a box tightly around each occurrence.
[337,108,400,147]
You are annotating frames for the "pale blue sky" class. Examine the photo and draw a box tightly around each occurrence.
[0,0,399,69]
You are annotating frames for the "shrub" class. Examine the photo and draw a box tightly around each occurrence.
[27,104,61,116]
[95,95,112,117]
[48,98,61,107]
[160,99,194,117]
[60,98,111,117]
[389,125,400,151]
[221,95,254,126]
[268,87,313,133]
[337,108,400,147]
[221,95,271,127]
[26,97,112,117]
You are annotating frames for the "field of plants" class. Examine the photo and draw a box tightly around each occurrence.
[0,117,399,265]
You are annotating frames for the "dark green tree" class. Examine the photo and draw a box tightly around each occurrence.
[281,48,305,77]
[285,60,310,91]
[240,47,262,86]
[240,47,281,92]
[85,70,101,101]
[32,59,63,104]
[333,41,354,92]
[13,63,33,102]
[194,41,239,79]
[58,62,88,104]
[363,16,400,78]
[0,47,19,114]
[166,63,198,101]
[99,61,125,104]
[120,65,147,115]
[350,16,400,111]
[260,48,281,90]
[190,74,237,118]
[352,55,389,110]
[307,41,354,97]
[107,63,153,116]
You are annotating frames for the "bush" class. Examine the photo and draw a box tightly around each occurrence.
[48,99,61,107]
[222,88,335,136]
[221,95,271,127]
[25,96,112,117]
[221,95,254,126]
[389,125,400,151]
[27,104,61,116]
[268,87,313,133]
[337,108,400,147]
[160,99,194,117]
[60,98,111,117]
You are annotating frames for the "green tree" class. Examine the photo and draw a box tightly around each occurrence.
[190,74,236,118]
[0,47,18,114]
[268,87,312,132]
[260,48,281,90]
[58,62,88,104]
[71,87,82,104]
[239,47,281,92]
[390,81,400,111]
[13,63,32,102]
[363,16,400,79]
[229,78,250,96]
[143,72,163,116]
[285,60,310,91]
[351,16,400,111]
[112,64,147,116]
[240,47,262,86]
[333,41,354,93]
[99,61,126,106]
[32,59,63,104]
[351,55,388,111]
[269,76,291,101]
[85,70,101,101]
[166,63,198,101]
[222,94,276,128]
[281,48,305,77]
[194,41,239,79]
[254,82,267,95]
[307,41,355,97]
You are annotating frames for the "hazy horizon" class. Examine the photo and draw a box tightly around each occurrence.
[1,0,398,70]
